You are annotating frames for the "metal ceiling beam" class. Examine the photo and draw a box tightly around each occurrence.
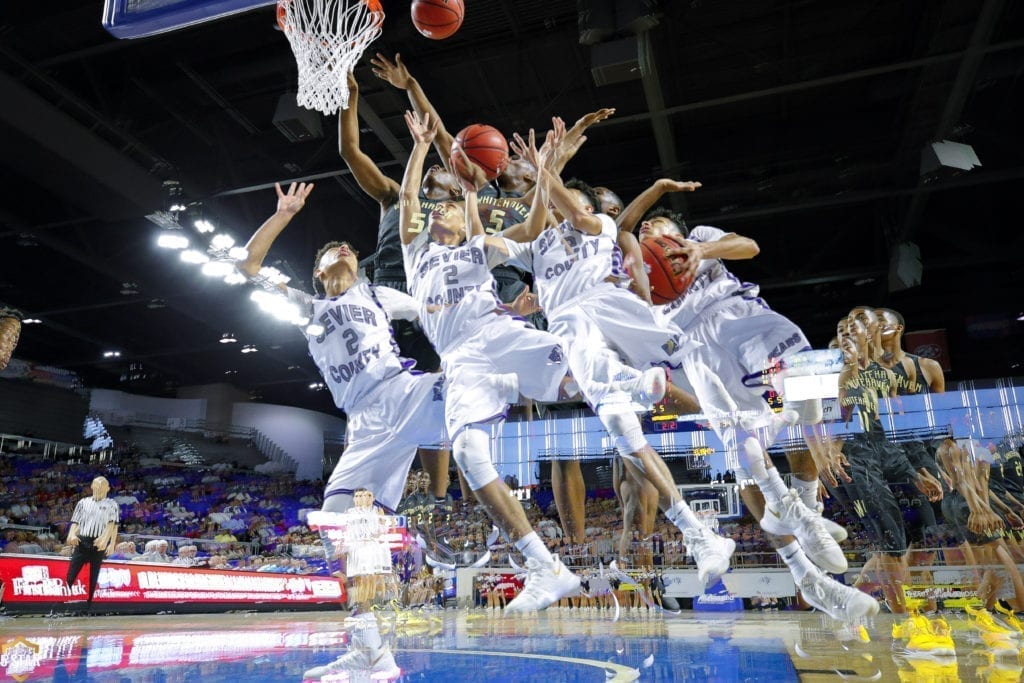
[690,166,1024,225]
[0,70,165,220]
[897,0,1006,242]
[637,30,686,214]
[599,37,1024,128]
[177,62,261,135]
[211,161,401,198]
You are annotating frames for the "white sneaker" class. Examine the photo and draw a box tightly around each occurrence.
[739,409,800,446]
[504,555,580,614]
[816,505,849,543]
[799,569,879,622]
[303,644,400,680]
[619,367,667,405]
[683,526,735,586]
[761,490,848,574]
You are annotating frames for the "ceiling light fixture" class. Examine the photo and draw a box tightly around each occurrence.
[220,333,237,344]
[102,351,122,358]
[21,318,41,325]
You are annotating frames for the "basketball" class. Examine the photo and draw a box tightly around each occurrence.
[411,0,464,40]
[450,124,510,181]
[641,235,695,305]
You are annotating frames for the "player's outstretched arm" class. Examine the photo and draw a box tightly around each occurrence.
[503,126,558,242]
[681,232,760,262]
[399,111,435,245]
[617,231,653,305]
[617,179,702,233]
[372,53,455,169]
[338,72,400,207]
[238,182,314,279]
[454,150,487,241]
[552,108,614,175]
[920,357,945,393]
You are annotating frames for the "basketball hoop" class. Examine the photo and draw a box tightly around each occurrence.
[277,0,384,115]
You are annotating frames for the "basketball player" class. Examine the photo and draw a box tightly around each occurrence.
[936,439,1024,627]
[834,316,944,613]
[400,111,592,613]
[238,181,447,517]
[339,72,453,506]
[500,138,738,589]
[303,489,401,680]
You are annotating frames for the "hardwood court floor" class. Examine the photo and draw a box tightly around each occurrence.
[0,607,1018,681]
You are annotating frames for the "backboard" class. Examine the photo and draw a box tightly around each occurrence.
[102,0,275,39]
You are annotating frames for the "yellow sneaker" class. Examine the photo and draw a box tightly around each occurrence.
[995,603,1024,634]
[893,612,936,640]
[966,604,1020,640]
[894,655,960,682]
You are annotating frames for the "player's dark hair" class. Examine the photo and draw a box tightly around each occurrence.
[565,178,602,215]
[878,308,906,327]
[311,241,359,294]
[643,207,689,237]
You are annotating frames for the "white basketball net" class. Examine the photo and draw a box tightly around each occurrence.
[278,0,384,115]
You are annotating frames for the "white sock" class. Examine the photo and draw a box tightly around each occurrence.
[778,541,816,582]
[743,438,788,508]
[790,477,819,511]
[665,499,702,531]
[350,612,384,657]
[515,531,554,564]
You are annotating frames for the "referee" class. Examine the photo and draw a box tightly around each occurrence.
[65,476,120,609]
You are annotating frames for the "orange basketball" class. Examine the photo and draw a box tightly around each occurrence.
[641,235,694,304]
[450,124,510,181]
[411,0,464,40]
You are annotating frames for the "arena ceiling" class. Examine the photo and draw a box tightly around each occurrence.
[1,0,1022,413]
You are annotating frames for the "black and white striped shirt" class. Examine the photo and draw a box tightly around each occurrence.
[70,497,120,537]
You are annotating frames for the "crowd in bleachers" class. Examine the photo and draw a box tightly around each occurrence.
[1,437,968,587]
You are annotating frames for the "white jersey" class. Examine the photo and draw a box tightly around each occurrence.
[511,213,629,316]
[287,282,417,413]
[402,233,512,355]
[659,225,762,328]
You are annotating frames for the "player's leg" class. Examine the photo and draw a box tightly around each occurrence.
[738,474,876,622]
[551,459,586,543]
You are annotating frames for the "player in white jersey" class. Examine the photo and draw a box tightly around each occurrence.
[400,111,586,613]
[237,182,447,516]
[635,203,877,623]
[501,149,737,589]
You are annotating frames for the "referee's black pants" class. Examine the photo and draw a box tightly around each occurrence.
[66,537,105,604]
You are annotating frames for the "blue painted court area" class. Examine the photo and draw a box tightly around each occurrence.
[6,611,800,682]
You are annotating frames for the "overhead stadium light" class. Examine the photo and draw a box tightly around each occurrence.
[210,233,235,250]
[201,260,235,278]
[228,247,249,261]
[157,231,189,250]
[180,249,209,264]
[223,271,247,285]
[194,219,216,234]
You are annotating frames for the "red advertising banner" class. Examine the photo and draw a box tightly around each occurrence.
[904,328,952,372]
[0,627,350,682]
[0,555,345,614]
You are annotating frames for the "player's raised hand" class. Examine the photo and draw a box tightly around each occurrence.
[347,69,359,94]
[509,286,542,317]
[371,53,412,90]
[657,179,703,193]
[450,147,487,193]
[661,238,701,285]
[574,107,615,129]
[405,110,437,144]
[276,181,315,216]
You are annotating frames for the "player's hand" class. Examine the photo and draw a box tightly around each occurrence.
[1006,511,1024,530]
[276,181,315,216]
[573,108,615,130]
[509,286,542,317]
[370,53,412,90]
[347,70,358,95]
[405,110,438,144]
[449,148,487,192]
[662,239,701,285]
[657,179,703,193]
[914,471,943,502]
[67,536,80,547]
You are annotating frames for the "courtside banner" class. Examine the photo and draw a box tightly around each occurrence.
[0,555,345,614]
